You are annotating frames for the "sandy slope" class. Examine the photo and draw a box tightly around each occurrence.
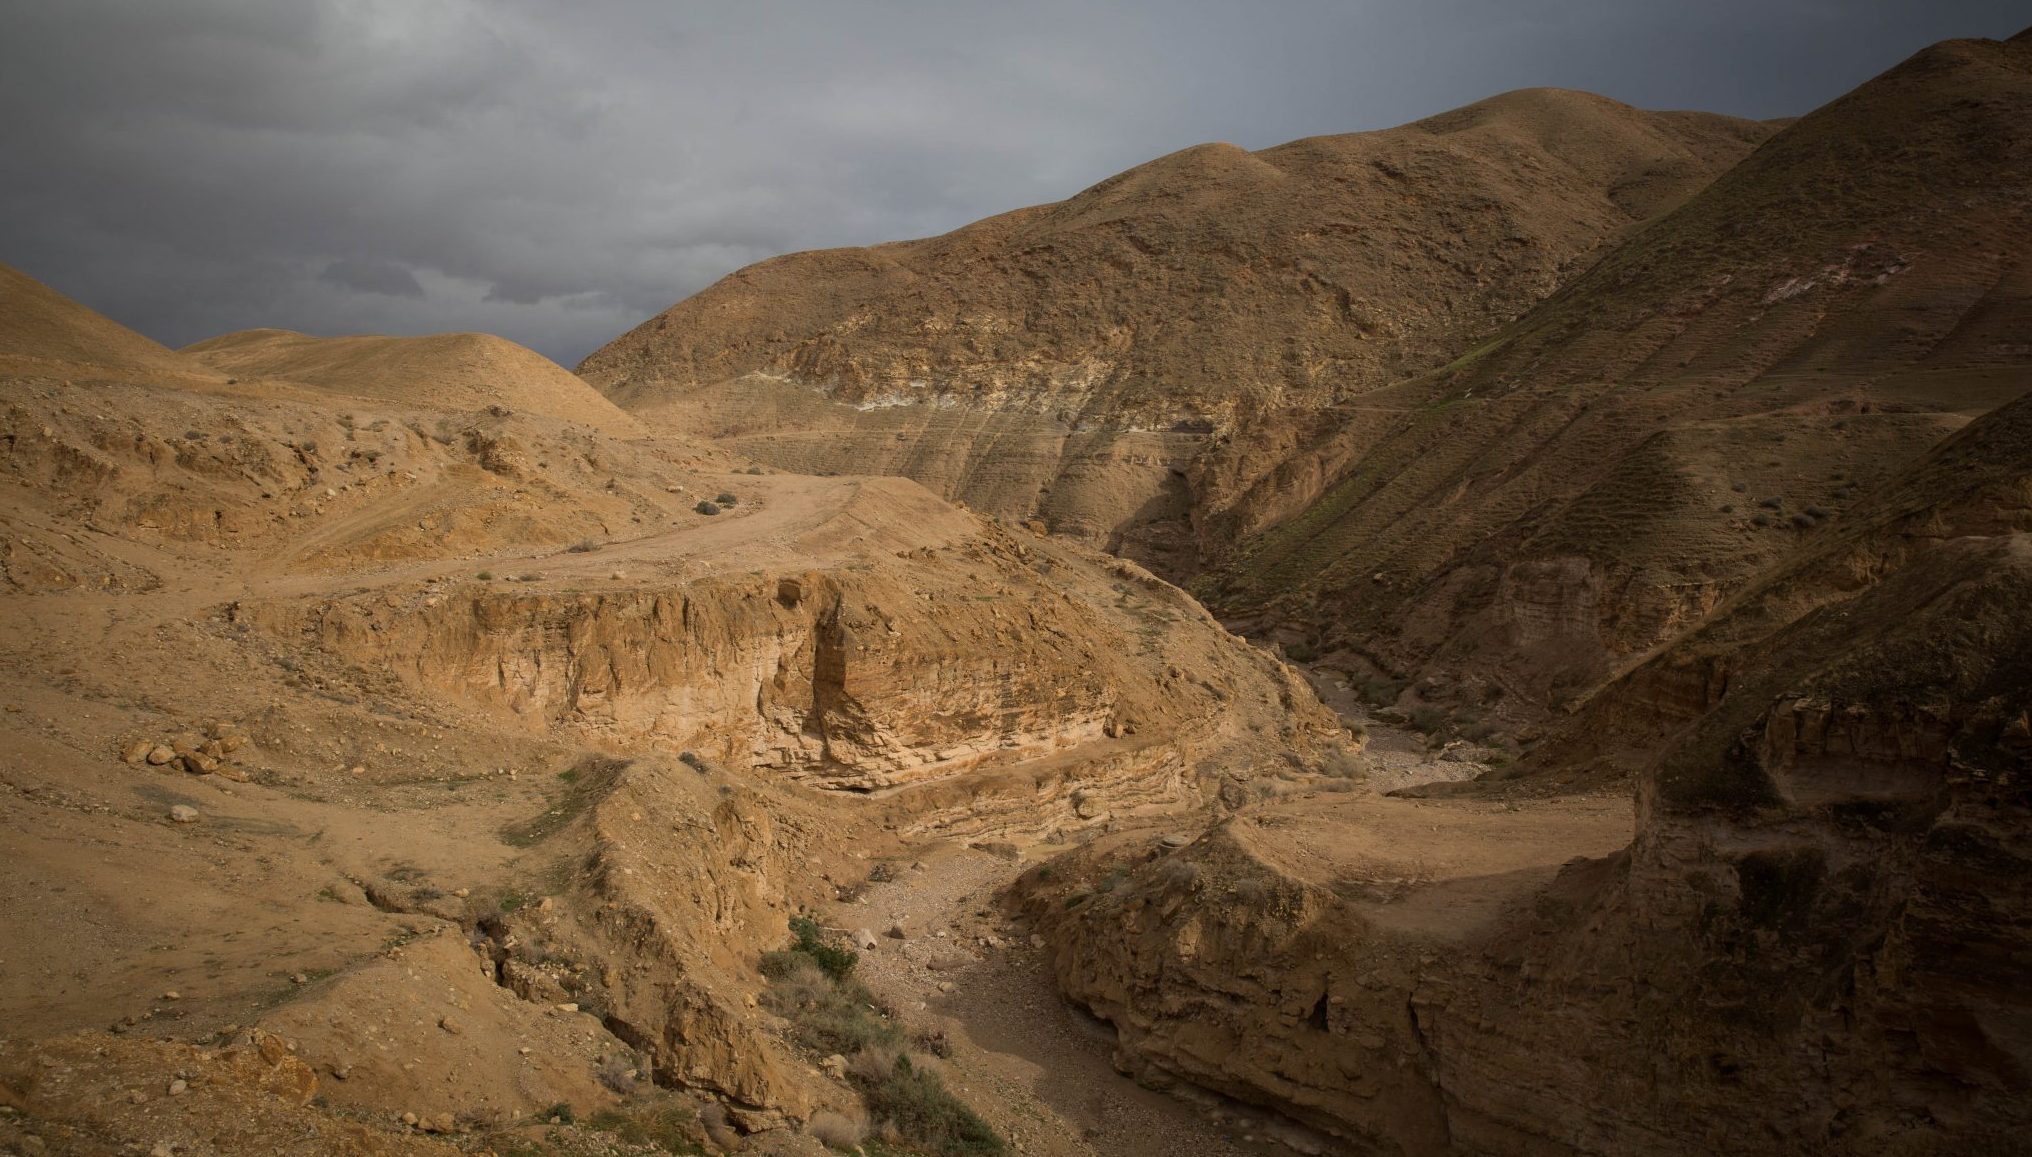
[185,328,644,436]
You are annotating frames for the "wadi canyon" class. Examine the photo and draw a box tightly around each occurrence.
[2,23,2030,1157]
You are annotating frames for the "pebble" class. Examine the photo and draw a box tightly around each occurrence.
[167,1078,187,1096]
[438,1015,463,1035]
[146,746,176,766]
[168,805,199,823]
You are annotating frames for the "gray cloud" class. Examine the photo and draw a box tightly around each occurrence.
[321,258,424,299]
[1,0,2024,365]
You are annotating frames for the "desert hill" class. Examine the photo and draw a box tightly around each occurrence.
[580,89,1773,569]
[6,26,2032,1157]
[183,327,644,436]
[0,261,224,383]
[1208,29,2032,725]
[0,262,1359,1154]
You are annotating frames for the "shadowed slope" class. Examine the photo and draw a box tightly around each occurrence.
[1209,30,2032,721]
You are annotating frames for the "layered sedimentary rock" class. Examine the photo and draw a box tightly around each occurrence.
[279,503,1346,809]
[1022,368,2032,1157]
[1207,31,2032,721]
[581,92,1772,570]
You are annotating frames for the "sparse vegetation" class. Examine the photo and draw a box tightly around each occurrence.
[596,1051,639,1095]
[568,538,599,553]
[1360,677,1404,706]
[760,914,860,982]
[758,918,1005,1155]
[1283,641,1319,662]
[807,1108,867,1151]
[715,491,738,505]
[1407,706,1449,735]
[857,1053,1004,1156]
[694,500,720,516]
[475,569,493,580]
[1153,858,1201,888]
[582,1098,707,1154]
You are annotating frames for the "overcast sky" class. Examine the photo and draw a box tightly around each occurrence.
[1,1,2023,366]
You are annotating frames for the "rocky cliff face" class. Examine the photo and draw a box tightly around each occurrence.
[1019,380,2032,1156]
[273,514,1346,821]
[581,93,1771,572]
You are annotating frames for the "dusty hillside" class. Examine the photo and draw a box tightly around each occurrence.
[580,91,1771,569]
[1210,29,2032,726]
[1021,386,2032,1156]
[0,266,1357,1154]
[184,328,645,436]
[0,261,225,384]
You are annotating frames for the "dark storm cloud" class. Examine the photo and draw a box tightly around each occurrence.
[321,259,425,299]
[1,0,2023,365]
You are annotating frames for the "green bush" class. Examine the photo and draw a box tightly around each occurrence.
[1407,706,1448,734]
[858,1054,1005,1156]
[715,491,738,505]
[694,501,720,516]
[755,928,1007,1155]
[789,915,857,979]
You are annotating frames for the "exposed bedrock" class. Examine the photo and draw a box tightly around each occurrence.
[1021,530,2032,1155]
[263,528,1354,832]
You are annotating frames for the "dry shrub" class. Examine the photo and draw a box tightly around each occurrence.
[808,1108,866,1150]
[849,1042,906,1083]
[1152,858,1201,889]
